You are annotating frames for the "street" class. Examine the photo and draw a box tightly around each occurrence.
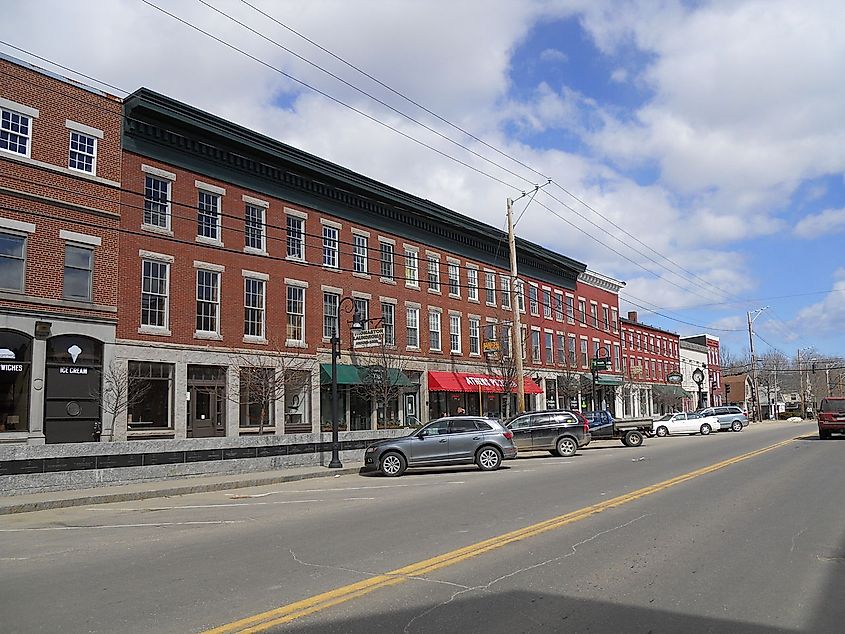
[2,421,844,633]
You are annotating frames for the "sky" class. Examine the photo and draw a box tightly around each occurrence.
[3,0,845,360]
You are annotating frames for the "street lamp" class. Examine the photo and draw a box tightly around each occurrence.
[329,297,364,468]
[591,346,610,412]
[692,367,705,410]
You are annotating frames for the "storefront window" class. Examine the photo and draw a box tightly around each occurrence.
[284,370,311,434]
[128,362,173,430]
[0,330,31,432]
[239,367,274,429]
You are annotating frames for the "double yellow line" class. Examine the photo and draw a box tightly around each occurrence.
[206,436,797,633]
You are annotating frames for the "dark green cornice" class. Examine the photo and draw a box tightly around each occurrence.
[123,88,586,289]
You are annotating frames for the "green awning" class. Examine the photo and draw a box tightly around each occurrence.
[652,384,691,399]
[319,364,413,386]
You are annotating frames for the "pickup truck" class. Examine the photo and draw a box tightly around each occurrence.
[585,410,653,447]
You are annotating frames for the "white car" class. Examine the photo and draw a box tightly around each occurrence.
[653,412,719,437]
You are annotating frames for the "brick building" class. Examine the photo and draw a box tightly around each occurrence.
[109,87,629,442]
[619,311,683,417]
[0,54,122,444]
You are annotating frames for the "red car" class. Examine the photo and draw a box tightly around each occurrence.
[818,397,845,439]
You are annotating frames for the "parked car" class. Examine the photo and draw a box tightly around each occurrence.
[585,410,653,447]
[817,397,845,439]
[362,416,518,477]
[506,410,591,457]
[653,412,719,437]
[697,406,748,432]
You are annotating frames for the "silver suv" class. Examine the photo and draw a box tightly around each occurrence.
[697,406,748,432]
[362,416,518,477]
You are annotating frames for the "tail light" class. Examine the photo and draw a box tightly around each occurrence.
[583,417,589,434]
[502,430,513,440]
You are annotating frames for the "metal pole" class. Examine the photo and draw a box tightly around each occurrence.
[507,197,526,414]
[329,334,342,468]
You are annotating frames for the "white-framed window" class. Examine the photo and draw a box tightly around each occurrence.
[143,175,170,229]
[197,190,221,241]
[353,234,368,274]
[429,310,441,351]
[501,276,511,309]
[529,285,539,315]
[354,297,369,328]
[404,248,418,286]
[543,289,552,319]
[602,306,610,331]
[554,293,564,321]
[381,302,395,346]
[286,285,305,343]
[0,106,32,157]
[63,244,93,301]
[580,338,588,367]
[323,292,340,338]
[516,280,525,312]
[323,225,339,268]
[427,255,440,291]
[566,296,575,323]
[485,272,496,305]
[286,215,305,260]
[449,314,461,354]
[380,241,395,280]
[196,269,220,334]
[502,324,512,358]
[556,333,566,364]
[531,329,541,362]
[68,130,96,174]
[0,232,26,291]
[467,267,478,301]
[469,317,480,355]
[544,331,554,364]
[568,336,577,367]
[578,299,586,324]
[447,262,460,296]
[245,204,265,252]
[406,306,420,348]
[141,259,169,328]
[244,277,265,338]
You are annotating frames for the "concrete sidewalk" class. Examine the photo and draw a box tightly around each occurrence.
[0,464,362,515]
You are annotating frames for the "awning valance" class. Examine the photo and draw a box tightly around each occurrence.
[319,364,412,386]
[652,384,691,399]
[427,371,543,394]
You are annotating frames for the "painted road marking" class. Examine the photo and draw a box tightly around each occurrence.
[227,481,465,498]
[83,498,377,512]
[204,435,797,633]
[0,520,245,532]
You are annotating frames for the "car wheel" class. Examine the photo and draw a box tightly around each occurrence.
[731,420,743,432]
[623,430,644,447]
[379,452,406,477]
[700,423,711,435]
[656,426,668,437]
[476,446,503,471]
[556,436,577,458]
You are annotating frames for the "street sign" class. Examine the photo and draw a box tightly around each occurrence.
[667,372,683,384]
[590,358,610,371]
[482,340,500,354]
[353,328,385,349]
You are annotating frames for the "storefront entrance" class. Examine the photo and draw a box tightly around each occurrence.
[187,365,226,438]
[44,335,103,444]
[0,329,32,434]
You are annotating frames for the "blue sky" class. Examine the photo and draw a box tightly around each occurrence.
[4,0,844,360]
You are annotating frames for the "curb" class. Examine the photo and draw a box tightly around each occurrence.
[0,466,362,515]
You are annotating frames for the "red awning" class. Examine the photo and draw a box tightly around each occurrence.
[427,372,543,394]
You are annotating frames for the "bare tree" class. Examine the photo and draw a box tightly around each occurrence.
[352,336,409,429]
[92,361,150,436]
[228,348,314,435]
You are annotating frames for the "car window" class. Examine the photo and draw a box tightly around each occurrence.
[820,399,845,413]
[554,413,576,424]
[657,414,673,421]
[474,421,493,431]
[420,421,449,436]
[715,407,729,415]
[532,414,555,426]
[449,419,479,434]
[508,417,530,430]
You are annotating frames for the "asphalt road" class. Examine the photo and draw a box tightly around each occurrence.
[2,421,843,633]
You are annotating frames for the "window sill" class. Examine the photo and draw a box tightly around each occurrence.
[322,265,342,273]
[243,336,268,344]
[285,256,307,265]
[127,429,175,439]
[244,246,267,256]
[449,293,461,299]
[405,283,420,289]
[380,277,396,285]
[194,331,223,341]
[486,302,496,308]
[353,272,371,279]
[141,224,173,236]
[138,326,171,336]
[406,346,420,351]
[286,340,307,348]
[239,426,277,435]
[468,298,479,304]
[196,236,224,247]
[427,289,441,295]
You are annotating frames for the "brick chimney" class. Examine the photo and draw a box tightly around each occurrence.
[627,311,638,322]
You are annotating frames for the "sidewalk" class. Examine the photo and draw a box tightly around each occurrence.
[0,464,362,515]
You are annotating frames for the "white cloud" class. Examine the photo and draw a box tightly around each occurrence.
[794,208,845,239]
[792,270,845,337]
[539,48,568,63]
[610,68,628,83]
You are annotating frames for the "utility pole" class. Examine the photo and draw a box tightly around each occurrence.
[507,197,526,414]
[747,307,767,423]
[798,348,805,419]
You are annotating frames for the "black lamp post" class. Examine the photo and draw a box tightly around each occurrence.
[329,297,363,469]
[693,367,705,410]
[591,346,610,411]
